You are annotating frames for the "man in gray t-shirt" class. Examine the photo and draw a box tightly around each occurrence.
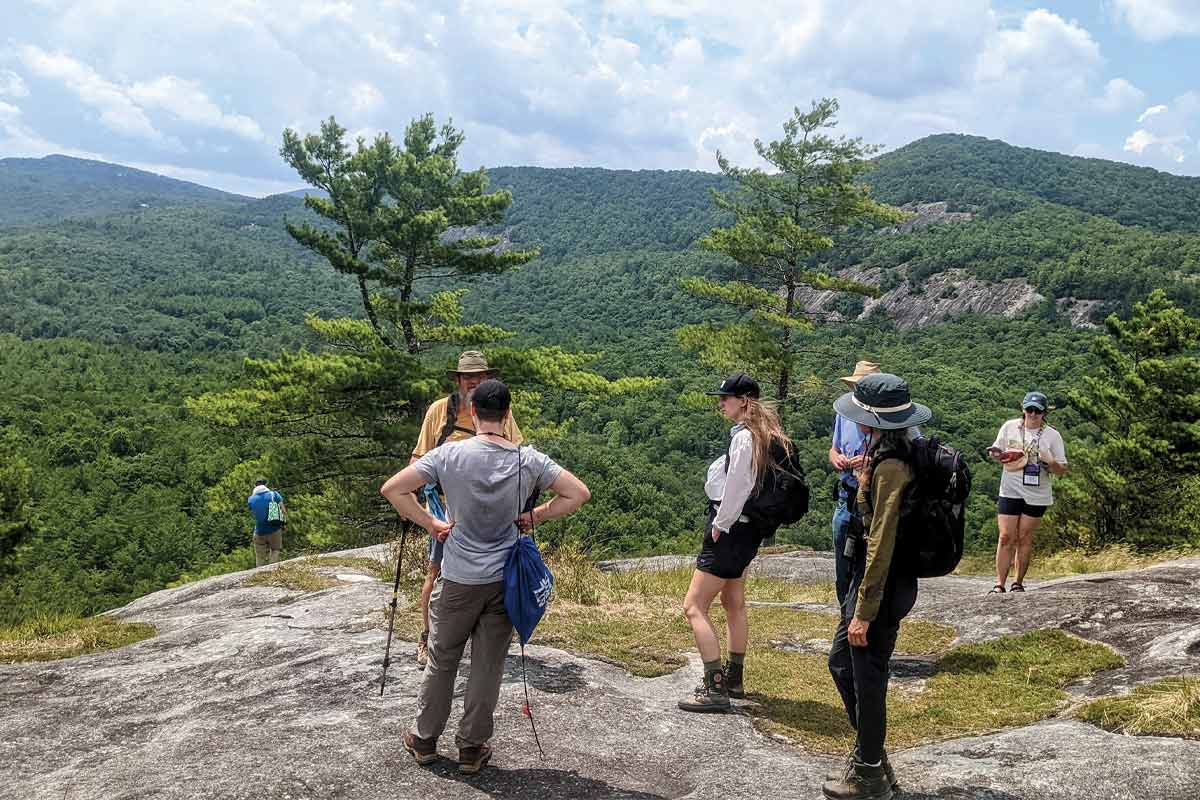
[381,379,590,774]
[412,437,561,585]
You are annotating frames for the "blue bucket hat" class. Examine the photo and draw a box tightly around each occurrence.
[833,373,932,431]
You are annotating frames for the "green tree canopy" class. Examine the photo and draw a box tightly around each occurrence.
[679,98,904,401]
[1047,290,1200,549]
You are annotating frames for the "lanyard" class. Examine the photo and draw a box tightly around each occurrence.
[1018,423,1043,452]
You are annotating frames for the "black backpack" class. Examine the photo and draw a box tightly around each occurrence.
[728,439,810,531]
[877,436,972,578]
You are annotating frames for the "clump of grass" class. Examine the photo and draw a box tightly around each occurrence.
[955,545,1197,579]
[0,615,155,664]
[246,563,338,592]
[1079,677,1200,739]
[545,541,833,606]
[307,555,393,582]
[379,549,1121,752]
[754,628,1122,752]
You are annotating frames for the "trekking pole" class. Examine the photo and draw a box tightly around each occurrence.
[379,521,408,697]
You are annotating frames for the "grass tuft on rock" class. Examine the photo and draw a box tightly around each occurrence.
[1078,677,1200,739]
[0,615,155,664]
[245,554,396,592]
[381,549,1123,753]
[955,544,1198,579]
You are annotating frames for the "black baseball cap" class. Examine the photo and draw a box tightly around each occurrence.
[706,372,760,398]
[254,477,268,486]
[471,379,511,412]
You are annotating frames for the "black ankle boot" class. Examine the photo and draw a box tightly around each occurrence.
[826,750,898,792]
[678,666,730,713]
[821,756,893,800]
[724,660,744,699]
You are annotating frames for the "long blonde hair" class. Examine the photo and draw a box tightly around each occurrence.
[738,397,794,490]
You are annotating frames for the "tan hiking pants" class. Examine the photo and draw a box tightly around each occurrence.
[252,531,282,566]
[412,578,513,748]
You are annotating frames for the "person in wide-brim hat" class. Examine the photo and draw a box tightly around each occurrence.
[446,350,498,379]
[839,360,882,390]
[833,372,932,431]
[823,371,927,800]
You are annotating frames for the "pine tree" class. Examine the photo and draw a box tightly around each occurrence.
[193,115,657,549]
[1048,290,1200,548]
[678,98,904,402]
[280,115,538,354]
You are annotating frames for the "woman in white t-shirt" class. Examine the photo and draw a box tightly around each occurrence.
[986,391,1068,593]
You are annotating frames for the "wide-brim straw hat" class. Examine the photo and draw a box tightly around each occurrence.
[447,350,498,378]
[834,373,932,431]
[839,360,882,389]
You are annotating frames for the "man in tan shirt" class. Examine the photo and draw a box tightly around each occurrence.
[410,351,523,666]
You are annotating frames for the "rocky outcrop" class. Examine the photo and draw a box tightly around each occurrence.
[797,266,1048,330]
[792,200,1107,331]
[888,201,975,234]
[2,547,1198,799]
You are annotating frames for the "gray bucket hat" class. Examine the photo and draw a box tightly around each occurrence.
[833,373,932,431]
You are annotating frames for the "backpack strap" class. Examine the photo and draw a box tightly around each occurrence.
[435,394,467,449]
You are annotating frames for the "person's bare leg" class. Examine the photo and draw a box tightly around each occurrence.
[683,570,727,662]
[995,514,1020,589]
[1014,516,1042,586]
[720,578,748,655]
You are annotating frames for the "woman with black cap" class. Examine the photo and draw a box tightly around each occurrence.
[823,372,931,800]
[987,391,1068,594]
[678,372,794,714]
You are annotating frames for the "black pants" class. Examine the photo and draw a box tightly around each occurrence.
[827,552,918,764]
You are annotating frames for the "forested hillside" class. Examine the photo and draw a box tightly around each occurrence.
[0,155,247,229]
[2,133,1198,624]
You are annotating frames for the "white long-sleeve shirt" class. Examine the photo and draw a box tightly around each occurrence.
[704,424,755,532]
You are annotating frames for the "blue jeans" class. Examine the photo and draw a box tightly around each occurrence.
[832,497,858,608]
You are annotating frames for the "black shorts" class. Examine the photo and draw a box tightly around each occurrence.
[695,508,764,579]
[997,496,1048,518]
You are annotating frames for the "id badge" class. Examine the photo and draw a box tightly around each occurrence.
[1022,461,1041,487]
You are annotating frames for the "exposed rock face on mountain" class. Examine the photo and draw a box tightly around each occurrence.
[890,201,975,233]
[793,201,1102,331]
[3,548,1198,799]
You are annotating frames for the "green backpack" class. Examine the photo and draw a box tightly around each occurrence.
[266,493,286,524]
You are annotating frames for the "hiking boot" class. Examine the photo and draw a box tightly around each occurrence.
[458,743,492,775]
[724,661,745,699]
[403,732,438,766]
[415,630,429,667]
[826,750,899,792]
[678,667,730,713]
[821,756,893,800]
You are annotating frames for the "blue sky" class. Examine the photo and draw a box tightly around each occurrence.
[1,0,1198,196]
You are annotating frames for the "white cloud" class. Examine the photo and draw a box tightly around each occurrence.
[1123,93,1197,167]
[19,45,168,143]
[349,83,384,115]
[1113,0,1200,41]
[1095,78,1145,114]
[0,70,30,98]
[975,9,1100,91]
[7,0,1199,193]
[129,76,264,141]
[1138,104,1168,123]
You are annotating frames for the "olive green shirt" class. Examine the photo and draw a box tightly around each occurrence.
[856,457,914,622]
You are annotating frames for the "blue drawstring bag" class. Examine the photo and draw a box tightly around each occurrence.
[502,447,554,756]
[503,535,554,646]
